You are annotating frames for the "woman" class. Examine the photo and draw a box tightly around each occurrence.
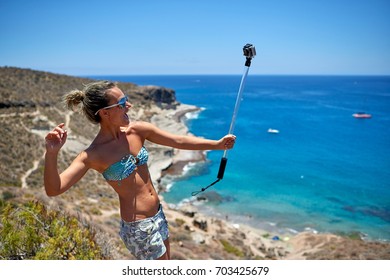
[44,81,236,260]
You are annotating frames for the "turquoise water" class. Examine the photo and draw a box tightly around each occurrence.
[91,75,390,240]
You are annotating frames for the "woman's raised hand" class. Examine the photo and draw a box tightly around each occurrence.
[45,123,68,153]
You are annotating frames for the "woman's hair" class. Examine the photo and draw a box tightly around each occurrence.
[64,80,117,124]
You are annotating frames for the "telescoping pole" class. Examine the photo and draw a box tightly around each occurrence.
[192,44,256,196]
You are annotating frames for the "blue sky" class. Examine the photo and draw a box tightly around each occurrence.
[1,0,389,75]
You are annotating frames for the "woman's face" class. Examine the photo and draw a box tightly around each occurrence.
[105,87,132,126]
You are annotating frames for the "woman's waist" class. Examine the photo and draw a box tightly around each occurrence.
[120,204,164,226]
[119,196,160,222]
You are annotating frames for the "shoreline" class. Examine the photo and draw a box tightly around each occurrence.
[151,103,299,237]
[148,103,295,258]
[149,102,390,259]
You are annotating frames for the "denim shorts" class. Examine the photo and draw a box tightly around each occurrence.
[119,205,169,260]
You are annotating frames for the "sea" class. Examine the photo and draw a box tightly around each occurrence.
[89,75,390,241]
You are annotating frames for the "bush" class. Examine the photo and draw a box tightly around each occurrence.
[220,239,244,258]
[0,201,105,259]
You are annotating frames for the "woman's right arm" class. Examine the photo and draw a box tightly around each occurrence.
[44,124,89,196]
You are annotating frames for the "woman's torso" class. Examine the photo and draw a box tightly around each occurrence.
[87,125,160,222]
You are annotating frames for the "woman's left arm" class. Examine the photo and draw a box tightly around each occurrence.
[138,122,236,150]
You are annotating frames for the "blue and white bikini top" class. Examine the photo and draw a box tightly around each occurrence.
[102,146,148,181]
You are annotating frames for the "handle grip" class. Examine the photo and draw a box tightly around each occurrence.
[217,157,228,179]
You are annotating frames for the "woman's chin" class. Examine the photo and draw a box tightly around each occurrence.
[123,114,130,124]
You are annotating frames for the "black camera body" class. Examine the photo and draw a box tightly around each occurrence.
[243,44,256,58]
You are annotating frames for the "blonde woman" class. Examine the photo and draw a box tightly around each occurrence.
[44,81,236,260]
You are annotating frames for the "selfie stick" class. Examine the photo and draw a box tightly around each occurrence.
[192,44,256,196]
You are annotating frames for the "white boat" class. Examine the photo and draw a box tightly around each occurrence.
[352,112,372,119]
[267,128,279,134]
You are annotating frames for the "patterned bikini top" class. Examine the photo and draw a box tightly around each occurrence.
[102,146,148,181]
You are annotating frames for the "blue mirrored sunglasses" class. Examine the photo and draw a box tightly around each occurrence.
[95,96,128,115]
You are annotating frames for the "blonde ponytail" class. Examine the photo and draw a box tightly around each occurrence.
[63,81,116,124]
[64,89,85,111]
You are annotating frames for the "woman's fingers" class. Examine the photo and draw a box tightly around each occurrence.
[52,126,67,140]
[223,134,236,149]
[45,124,68,148]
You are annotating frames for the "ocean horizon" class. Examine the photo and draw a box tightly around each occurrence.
[88,74,390,241]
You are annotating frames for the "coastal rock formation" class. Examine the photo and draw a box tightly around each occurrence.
[138,85,178,109]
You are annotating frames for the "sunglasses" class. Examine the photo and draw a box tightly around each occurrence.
[95,96,128,115]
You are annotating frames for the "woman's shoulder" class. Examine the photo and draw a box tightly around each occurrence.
[81,145,99,164]
[125,121,155,134]
[82,144,111,171]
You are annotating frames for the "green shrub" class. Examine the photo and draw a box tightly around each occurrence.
[220,239,244,258]
[0,201,104,259]
[175,218,186,227]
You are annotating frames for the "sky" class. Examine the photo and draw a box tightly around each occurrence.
[0,0,389,76]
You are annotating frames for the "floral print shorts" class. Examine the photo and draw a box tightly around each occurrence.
[119,205,169,260]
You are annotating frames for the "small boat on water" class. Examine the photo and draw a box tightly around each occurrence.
[353,112,372,119]
[267,128,279,134]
